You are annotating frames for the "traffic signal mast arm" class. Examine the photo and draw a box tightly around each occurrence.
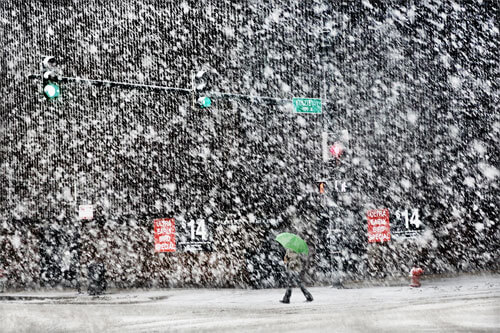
[207,90,290,103]
[29,73,192,93]
[28,73,318,104]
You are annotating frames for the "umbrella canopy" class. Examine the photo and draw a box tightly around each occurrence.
[275,232,309,255]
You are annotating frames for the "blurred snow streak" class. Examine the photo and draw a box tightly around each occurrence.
[0,1,498,289]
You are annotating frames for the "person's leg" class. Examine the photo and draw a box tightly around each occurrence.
[298,274,313,301]
[281,287,292,303]
[280,272,294,303]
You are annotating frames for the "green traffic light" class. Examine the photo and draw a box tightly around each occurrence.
[198,96,212,108]
[44,82,60,99]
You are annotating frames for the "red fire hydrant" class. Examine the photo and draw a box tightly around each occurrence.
[409,265,424,287]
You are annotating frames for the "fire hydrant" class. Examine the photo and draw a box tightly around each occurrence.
[409,265,424,287]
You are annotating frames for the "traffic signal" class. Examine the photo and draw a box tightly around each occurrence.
[197,96,212,108]
[43,82,60,99]
[318,181,326,194]
[41,56,61,99]
[329,142,344,159]
[322,130,349,163]
[194,67,216,108]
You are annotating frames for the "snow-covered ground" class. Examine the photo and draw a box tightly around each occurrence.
[0,273,498,332]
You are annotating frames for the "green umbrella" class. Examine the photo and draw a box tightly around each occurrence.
[275,232,309,255]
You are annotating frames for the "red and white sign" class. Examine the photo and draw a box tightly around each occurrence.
[154,218,176,253]
[79,205,94,220]
[367,209,391,243]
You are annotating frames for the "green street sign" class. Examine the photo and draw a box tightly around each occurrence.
[292,97,322,114]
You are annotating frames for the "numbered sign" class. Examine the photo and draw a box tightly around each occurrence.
[393,208,424,238]
[178,219,212,252]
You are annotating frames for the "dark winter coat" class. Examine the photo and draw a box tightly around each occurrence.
[284,249,303,272]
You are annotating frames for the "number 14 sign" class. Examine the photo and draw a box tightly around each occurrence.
[393,208,424,237]
[178,219,212,252]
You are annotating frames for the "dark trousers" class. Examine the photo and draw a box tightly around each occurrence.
[282,271,313,302]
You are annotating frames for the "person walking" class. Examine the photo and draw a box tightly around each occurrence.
[280,248,313,303]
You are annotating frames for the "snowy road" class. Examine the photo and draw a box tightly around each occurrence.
[0,274,499,332]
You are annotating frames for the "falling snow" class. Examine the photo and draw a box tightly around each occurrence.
[0,0,498,295]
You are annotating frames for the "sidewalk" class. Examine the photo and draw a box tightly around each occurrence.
[0,273,498,332]
[0,272,498,303]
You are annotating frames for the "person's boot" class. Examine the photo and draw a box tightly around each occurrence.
[280,288,291,303]
[300,285,313,302]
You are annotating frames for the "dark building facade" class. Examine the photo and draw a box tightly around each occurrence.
[0,1,498,289]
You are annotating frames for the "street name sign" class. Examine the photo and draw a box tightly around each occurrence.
[292,97,322,114]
